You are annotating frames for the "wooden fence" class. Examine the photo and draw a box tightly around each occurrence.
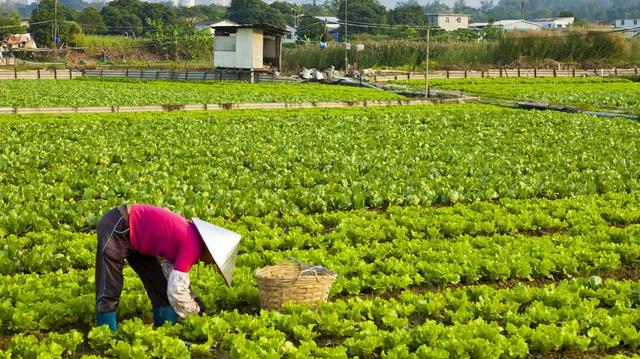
[0,57,17,66]
[1,67,638,82]
[372,68,640,82]
[82,69,300,83]
[0,69,82,80]
[0,68,300,83]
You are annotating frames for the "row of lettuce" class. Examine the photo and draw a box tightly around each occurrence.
[0,79,403,108]
[2,193,640,334]
[3,279,640,358]
[2,105,640,235]
[2,191,638,275]
[389,77,640,114]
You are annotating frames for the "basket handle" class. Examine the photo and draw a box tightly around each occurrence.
[295,266,321,282]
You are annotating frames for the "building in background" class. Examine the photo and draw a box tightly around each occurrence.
[614,19,640,38]
[284,25,297,44]
[531,17,574,29]
[470,19,542,32]
[313,16,341,41]
[427,13,470,31]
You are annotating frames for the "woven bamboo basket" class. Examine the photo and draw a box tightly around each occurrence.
[255,263,337,310]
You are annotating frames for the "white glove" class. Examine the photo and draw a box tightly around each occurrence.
[161,259,173,279]
[167,269,200,319]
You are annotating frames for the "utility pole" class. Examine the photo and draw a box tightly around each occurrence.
[344,0,348,72]
[424,19,430,98]
[54,0,58,48]
[520,0,525,20]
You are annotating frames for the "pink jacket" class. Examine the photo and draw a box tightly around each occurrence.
[129,204,203,272]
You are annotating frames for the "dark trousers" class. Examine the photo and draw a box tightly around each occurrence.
[95,205,170,313]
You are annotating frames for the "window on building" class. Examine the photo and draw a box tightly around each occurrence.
[621,20,625,25]
[446,17,450,23]
[635,20,638,25]
[457,17,461,23]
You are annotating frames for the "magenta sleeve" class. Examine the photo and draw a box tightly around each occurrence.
[172,240,202,273]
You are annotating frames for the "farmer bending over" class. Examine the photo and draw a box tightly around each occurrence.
[95,204,240,331]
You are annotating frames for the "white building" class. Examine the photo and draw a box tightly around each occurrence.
[314,16,341,33]
[212,20,285,71]
[470,20,543,32]
[427,13,470,31]
[284,25,297,44]
[531,17,574,29]
[614,19,640,38]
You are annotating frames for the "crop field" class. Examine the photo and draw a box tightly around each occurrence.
[0,79,402,107]
[2,104,640,358]
[390,77,640,114]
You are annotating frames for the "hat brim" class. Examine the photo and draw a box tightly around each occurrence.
[191,218,241,287]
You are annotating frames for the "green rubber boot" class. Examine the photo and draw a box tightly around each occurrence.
[153,306,177,328]
[96,311,117,331]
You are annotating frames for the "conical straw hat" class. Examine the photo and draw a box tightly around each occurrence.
[192,218,241,287]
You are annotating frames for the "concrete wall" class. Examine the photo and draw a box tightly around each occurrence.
[213,34,236,68]
[225,29,262,69]
[251,29,263,69]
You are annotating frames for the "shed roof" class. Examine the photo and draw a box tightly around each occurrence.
[470,20,543,28]
[211,19,286,35]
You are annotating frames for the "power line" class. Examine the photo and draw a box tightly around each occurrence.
[0,19,53,29]
[299,15,640,39]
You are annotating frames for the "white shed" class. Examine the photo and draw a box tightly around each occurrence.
[470,20,543,32]
[212,20,286,71]
[531,17,574,29]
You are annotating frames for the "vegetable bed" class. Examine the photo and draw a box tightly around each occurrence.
[390,77,640,114]
[1,104,640,358]
[0,78,403,107]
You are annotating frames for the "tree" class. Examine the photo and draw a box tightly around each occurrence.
[263,7,287,28]
[77,7,107,35]
[337,0,387,35]
[175,5,226,22]
[228,0,268,24]
[388,2,428,26]
[301,0,335,17]
[29,0,78,47]
[480,0,494,13]
[0,9,25,36]
[101,0,177,35]
[269,2,303,26]
[100,6,143,35]
[296,16,326,41]
[424,0,451,14]
[140,2,177,27]
[192,5,227,20]
[145,18,212,61]
[453,0,467,13]
[557,10,575,17]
